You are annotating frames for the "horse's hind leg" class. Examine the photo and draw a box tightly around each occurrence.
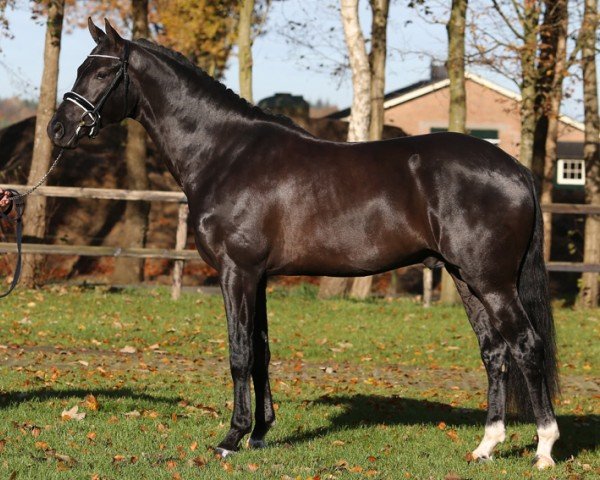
[248,276,276,448]
[451,274,509,461]
[474,285,559,469]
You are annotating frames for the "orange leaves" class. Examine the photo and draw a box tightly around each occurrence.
[84,394,99,411]
[445,429,460,442]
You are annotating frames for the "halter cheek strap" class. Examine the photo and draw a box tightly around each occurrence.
[63,42,130,139]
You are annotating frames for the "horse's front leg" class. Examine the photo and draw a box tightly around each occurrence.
[215,266,261,456]
[249,276,276,448]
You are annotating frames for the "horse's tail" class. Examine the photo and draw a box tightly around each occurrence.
[508,172,560,416]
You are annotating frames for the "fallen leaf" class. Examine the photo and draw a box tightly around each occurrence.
[445,429,459,442]
[444,474,463,480]
[247,463,259,472]
[124,410,141,418]
[61,405,85,421]
[189,441,198,451]
[119,346,137,354]
[84,394,99,411]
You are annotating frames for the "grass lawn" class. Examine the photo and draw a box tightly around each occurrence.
[0,285,597,479]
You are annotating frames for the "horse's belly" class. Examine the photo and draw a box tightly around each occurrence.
[268,226,426,276]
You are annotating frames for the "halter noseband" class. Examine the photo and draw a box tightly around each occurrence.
[63,42,130,139]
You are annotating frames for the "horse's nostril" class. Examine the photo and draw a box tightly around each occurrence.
[53,121,65,140]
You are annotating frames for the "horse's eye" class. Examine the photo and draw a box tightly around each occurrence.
[96,72,107,80]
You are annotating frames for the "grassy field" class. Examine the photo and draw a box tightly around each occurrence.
[0,285,597,479]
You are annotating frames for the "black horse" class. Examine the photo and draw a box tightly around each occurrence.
[48,19,560,469]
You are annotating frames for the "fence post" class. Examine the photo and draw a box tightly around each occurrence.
[423,268,432,308]
[171,203,189,300]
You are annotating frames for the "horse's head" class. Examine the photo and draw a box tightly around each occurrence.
[48,18,135,148]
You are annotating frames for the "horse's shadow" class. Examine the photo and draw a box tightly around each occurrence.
[0,388,180,409]
[277,394,599,461]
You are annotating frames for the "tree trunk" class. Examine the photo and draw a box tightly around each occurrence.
[20,0,64,287]
[112,0,150,285]
[577,0,599,308]
[238,0,254,103]
[349,0,389,300]
[539,0,568,261]
[439,0,468,305]
[367,0,389,141]
[319,0,371,299]
[518,0,541,170]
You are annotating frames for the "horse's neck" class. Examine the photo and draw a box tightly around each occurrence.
[131,49,247,188]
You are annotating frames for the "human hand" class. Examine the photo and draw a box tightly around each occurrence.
[0,189,12,209]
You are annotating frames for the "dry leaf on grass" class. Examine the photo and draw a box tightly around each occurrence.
[61,405,85,421]
[84,394,99,411]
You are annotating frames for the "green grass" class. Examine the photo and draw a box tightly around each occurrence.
[0,285,597,479]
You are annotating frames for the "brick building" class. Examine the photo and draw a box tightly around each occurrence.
[329,66,586,188]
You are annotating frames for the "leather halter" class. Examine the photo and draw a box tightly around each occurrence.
[63,42,130,139]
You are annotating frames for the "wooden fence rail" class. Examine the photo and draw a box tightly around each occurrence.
[0,185,598,300]
[0,184,195,299]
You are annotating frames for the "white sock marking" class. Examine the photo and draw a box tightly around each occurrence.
[472,421,506,459]
[535,421,559,461]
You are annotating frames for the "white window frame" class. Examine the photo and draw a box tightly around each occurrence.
[557,158,585,186]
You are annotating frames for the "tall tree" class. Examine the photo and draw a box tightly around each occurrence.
[439,0,468,305]
[153,0,240,79]
[21,0,65,287]
[577,0,599,308]
[537,0,568,259]
[238,0,255,102]
[112,0,151,285]
[319,0,372,299]
[516,0,542,170]
[349,0,390,300]
[367,0,389,141]
[68,1,240,80]
[471,1,542,169]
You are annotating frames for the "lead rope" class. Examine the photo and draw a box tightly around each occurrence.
[9,148,65,200]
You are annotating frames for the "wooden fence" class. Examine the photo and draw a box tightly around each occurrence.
[0,184,197,300]
[0,185,598,301]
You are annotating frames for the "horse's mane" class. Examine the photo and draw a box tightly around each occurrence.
[133,39,312,137]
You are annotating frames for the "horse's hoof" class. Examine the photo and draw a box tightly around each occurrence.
[467,451,493,463]
[214,447,235,458]
[247,438,267,449]
[533,455,555,470]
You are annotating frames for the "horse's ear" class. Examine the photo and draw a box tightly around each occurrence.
[88,17,106,45]
[104,18,123,45]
